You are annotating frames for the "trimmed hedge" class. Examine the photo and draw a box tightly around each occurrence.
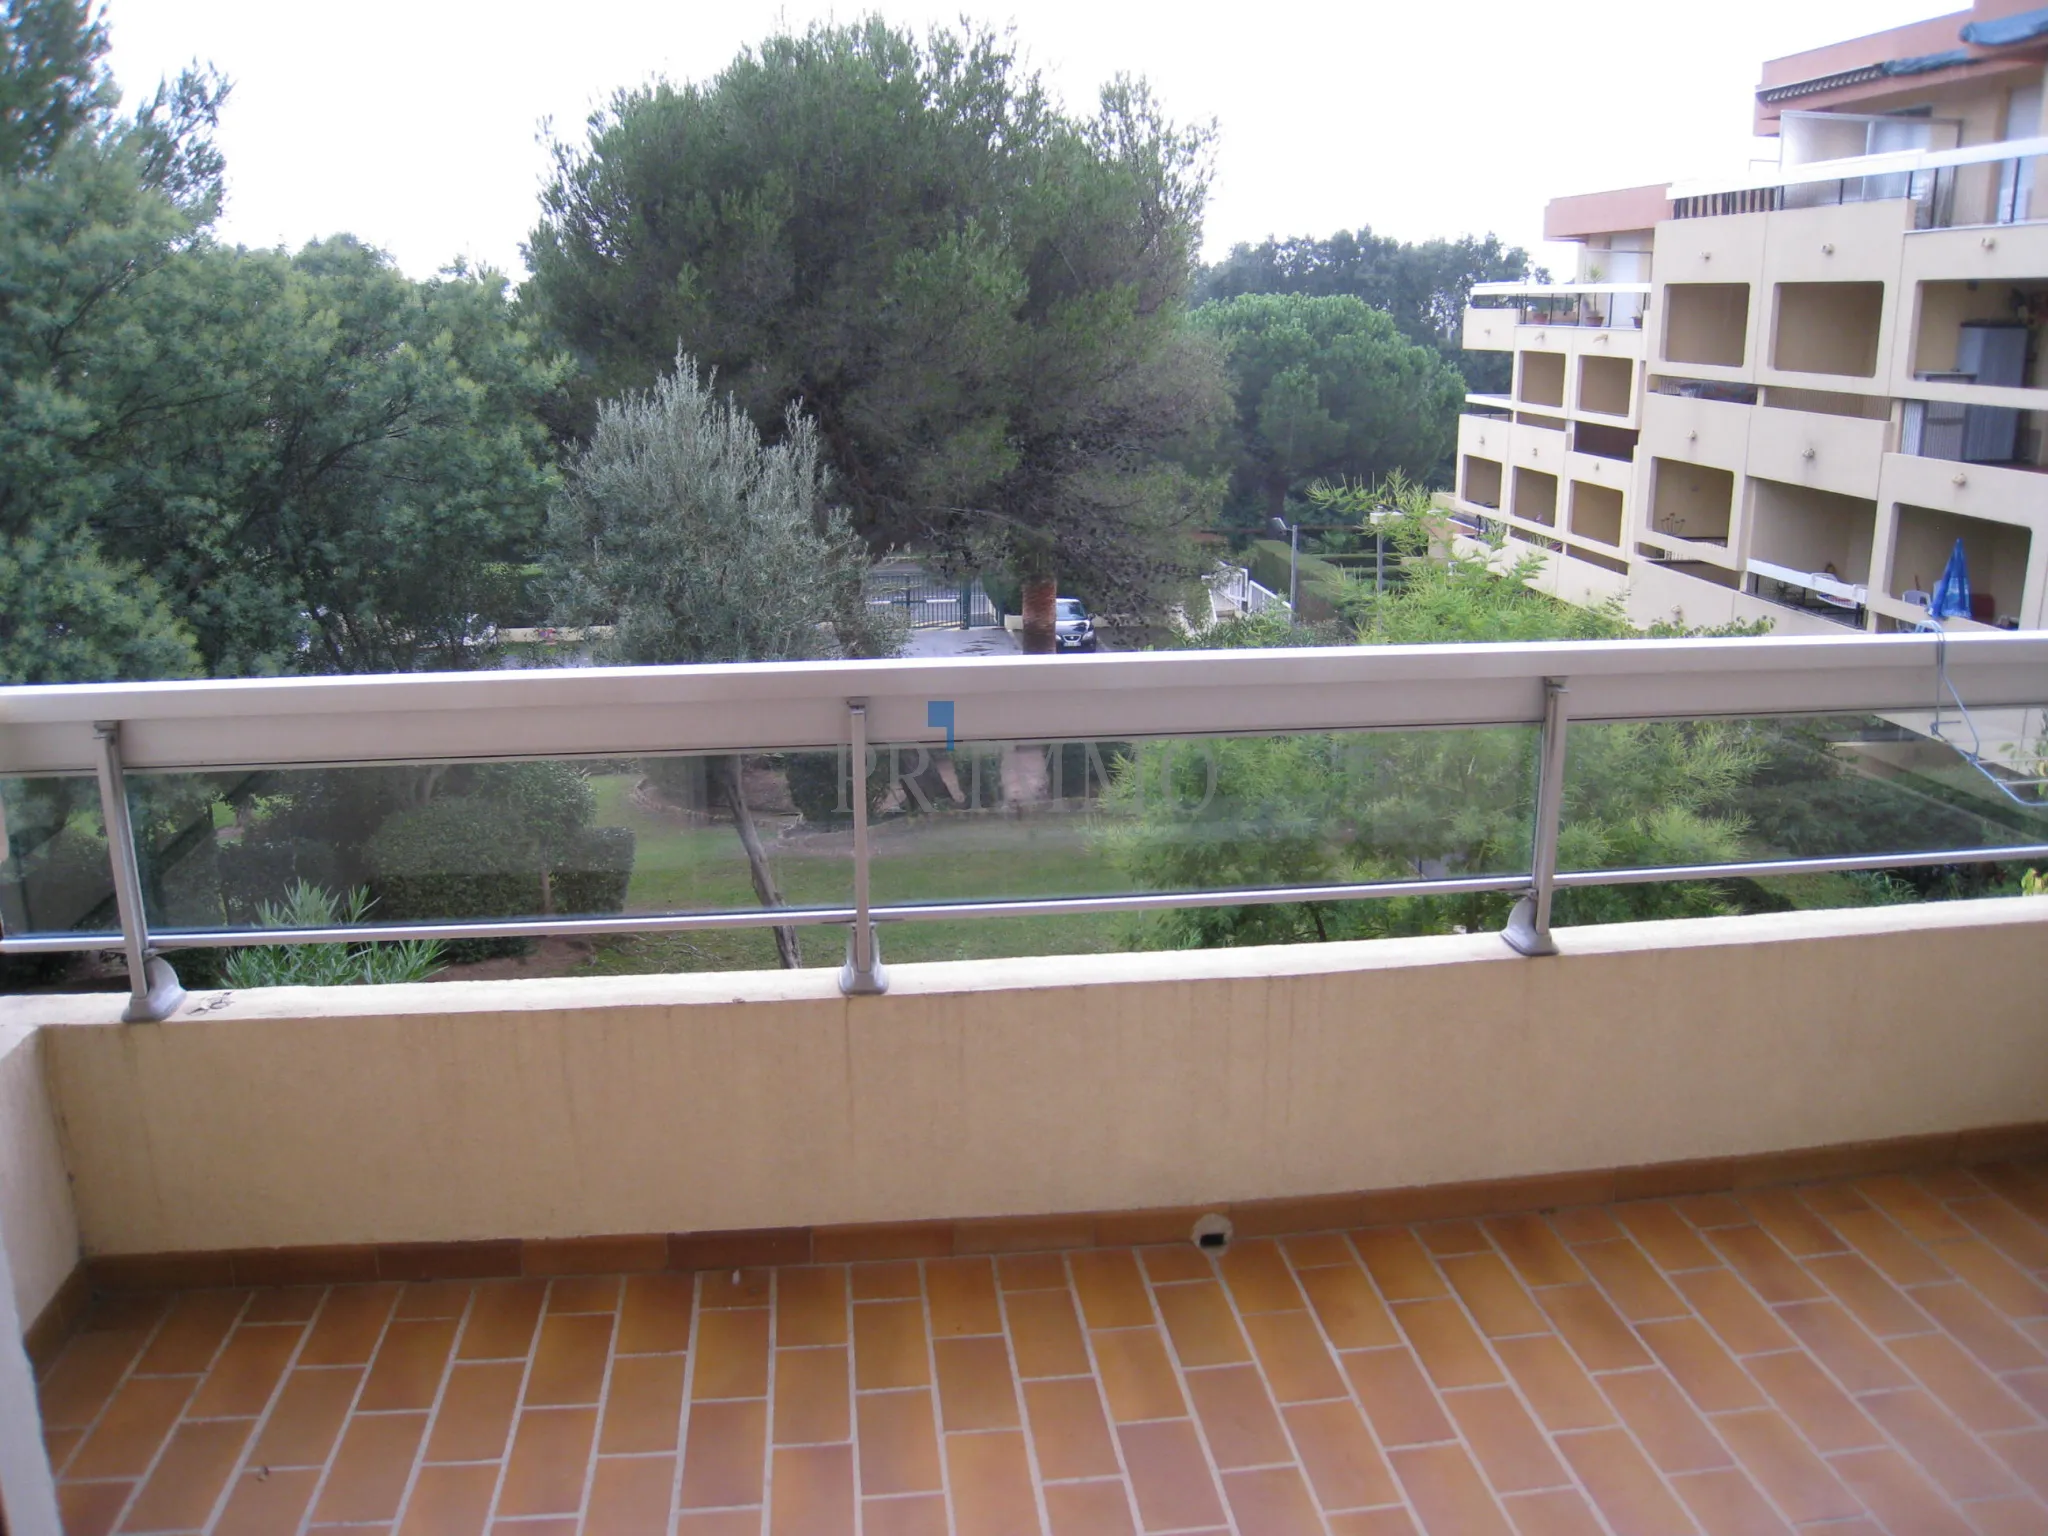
[364,787,637,960]
[218,835,345,925]
[367,798,539,923]
[5,827,113,934]
[554,825,636,915]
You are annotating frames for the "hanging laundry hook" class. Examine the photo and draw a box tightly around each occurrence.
[1915,618,2048,810]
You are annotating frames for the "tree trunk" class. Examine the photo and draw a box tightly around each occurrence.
[713,754,801,968]
[1019,575,1057,655]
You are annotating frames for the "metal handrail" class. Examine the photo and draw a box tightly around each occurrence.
[5,634,2045,771]
[1471,283,1653,297]
[3,632,2045,1015]
[1671,135,2048,202]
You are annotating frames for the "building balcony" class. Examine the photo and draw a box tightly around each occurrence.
[1745,405,1888,500]
[1871,453,2042,631]
[1509,420,1566,475]
[1468,285,1651,336]
[3,640,2048,1533]
[1671,134,2048,231]
[1643,392,1754,474]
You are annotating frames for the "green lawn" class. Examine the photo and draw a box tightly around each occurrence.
[520,754,2048,980]
[579,774,1126,974]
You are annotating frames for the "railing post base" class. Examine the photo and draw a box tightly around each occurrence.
[838,928,888,996]
[122,956,187,1023]
[1500,895,1557,957]
[1501,676,1570,958]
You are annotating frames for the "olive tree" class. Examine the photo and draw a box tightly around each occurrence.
[546,353,900,966]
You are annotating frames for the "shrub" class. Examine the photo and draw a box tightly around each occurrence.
[4,826,113,933]
[365,778,637,959]
[222,883,445,988]
[469,762,595,855]
[367,798,538,921]
[218,834,344,924]
[365,798,538,960]
[553,825,636,914]
[785,749,891,823]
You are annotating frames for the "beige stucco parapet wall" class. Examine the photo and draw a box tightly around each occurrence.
[6,897,2047,1269]
[0,1021,80,1340]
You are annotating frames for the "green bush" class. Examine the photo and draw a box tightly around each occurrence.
[364,773,636,959]
[469,762,596,852]
[4,826,113,934]
[367,798,538,921]
[217,835,345,924]
[366,798,538,961]
[553,826,636,915]
[222,884,446,988]
[785,750,885,824]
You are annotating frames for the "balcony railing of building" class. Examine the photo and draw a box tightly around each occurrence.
[1745,562,1870,629]
[1204,562,1289,620]
[1671,134,2048,228]
[1469,282,1650,331]
[1903,399,2048,469]
[2,635,2046,1021]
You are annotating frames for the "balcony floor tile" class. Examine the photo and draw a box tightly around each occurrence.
[36,1160,2048,1534]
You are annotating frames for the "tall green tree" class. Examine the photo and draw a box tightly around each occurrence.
[1196,226,1541,396]
[0,0,109,173]
[0,0,226,682]
[1,0,563,682]
[1192,293,1464,523]
[546,354,900,965]
[525,20,1228,650]
[106,236,566,676]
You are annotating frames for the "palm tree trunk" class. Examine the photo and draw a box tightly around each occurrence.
[1019,575,1057,655]
[713,754,801,968]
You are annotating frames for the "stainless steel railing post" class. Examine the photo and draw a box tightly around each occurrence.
[92,723,184,1021]
[838,700,887,995]
[1503,678,1569,957]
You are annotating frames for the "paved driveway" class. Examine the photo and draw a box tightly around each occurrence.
[901,626,1022,658]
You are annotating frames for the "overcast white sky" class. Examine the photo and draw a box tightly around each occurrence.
[105,0,1939,282]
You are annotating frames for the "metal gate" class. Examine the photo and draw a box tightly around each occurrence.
[867,566,1003,629]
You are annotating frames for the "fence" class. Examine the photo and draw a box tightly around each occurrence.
[866,566,1002,629]
[1,632,2045,1016]
[1205,564,1288,619]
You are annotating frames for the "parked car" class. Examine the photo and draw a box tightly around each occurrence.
[1054,597,1097,652]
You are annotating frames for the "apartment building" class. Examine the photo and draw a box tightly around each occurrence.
[1454,0,2048,636]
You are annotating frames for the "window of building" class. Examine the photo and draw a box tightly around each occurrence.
[1648,459,1735,544]
[1461,455,1503,509]
[1748,479,1876,584]
[1578,355,1634,417]
[1662,284,1750,368]
[1517,351,1566,409]
[1910,279,2043,390]
[1512,467,1559,527]
[1573,421,1639,462]
[1569,482,1624,546]
[1772,282,1884,377]
[1890,504,2031,626]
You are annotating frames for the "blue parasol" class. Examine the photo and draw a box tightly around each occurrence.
[1928,537,1972,620]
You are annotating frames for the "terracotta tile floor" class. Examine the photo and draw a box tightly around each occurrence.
[34,1162,2048,1535]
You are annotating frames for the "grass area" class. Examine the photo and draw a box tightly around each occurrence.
[538,761,2048,978]
[579,774,1126,974]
